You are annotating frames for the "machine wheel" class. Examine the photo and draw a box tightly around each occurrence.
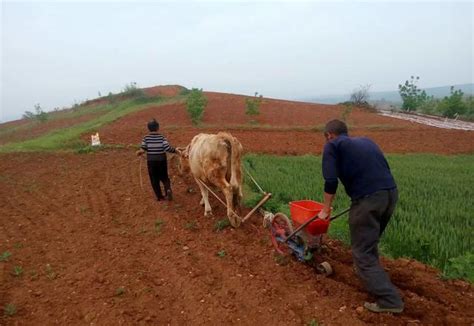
[316,261,333,276]
[270,213,294,255]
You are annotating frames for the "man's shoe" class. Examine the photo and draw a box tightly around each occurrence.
[166,189,173,201]
[364,302,404,314]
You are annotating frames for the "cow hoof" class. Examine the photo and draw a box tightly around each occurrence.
[204,211,213,217]
[229,215,242,228]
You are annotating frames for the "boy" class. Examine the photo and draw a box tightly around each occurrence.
[136,118,177,201]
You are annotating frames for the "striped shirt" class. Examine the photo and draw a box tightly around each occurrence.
[141,133,176,161]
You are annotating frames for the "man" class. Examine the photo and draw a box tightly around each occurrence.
[136,118,177,201]
[318,119,404,313]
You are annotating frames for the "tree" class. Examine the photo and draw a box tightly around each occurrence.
[350,84,371,107]
[186,88,207,124]
[245,92,263,116]
[398,76,429,111]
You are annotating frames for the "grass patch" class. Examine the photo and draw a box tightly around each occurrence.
[217,249,226,258]
[0,251,12,262]
[11,266,23,277]
[3,303,17,317]
[0,96,184,153]
[243,154,474,281]
[214,219,231,231]
[45,264,57,280]
[184,220,198,231]
[115,286,126,296]
[154,219,165,234]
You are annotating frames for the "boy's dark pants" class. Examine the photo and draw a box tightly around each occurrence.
[147,159,171,199]
[349,188,403,308]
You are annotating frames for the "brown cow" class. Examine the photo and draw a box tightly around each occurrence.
[178,132,243,227]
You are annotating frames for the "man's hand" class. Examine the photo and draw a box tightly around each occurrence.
[136,149,144,157]
[318,207,330,220]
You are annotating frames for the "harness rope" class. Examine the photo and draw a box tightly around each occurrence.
[243,166,266,195]
[139,158,144,192]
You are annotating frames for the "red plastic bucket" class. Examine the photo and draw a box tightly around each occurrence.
[289,200,330,235]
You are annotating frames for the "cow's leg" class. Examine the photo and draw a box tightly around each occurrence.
[195,178,212,216]
[214,178,241,228]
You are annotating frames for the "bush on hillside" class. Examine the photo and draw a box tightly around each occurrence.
[350,84,371,107]
[121,82,145,98]
[179,87,191,96]
[23,104,48,122]
[245,92,263,116]
[186,88,207,124]
[418,89,473,121]
[437,87,467,118]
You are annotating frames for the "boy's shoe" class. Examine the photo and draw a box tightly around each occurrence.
[157,196,165,201]
[364,302,404,314]
[166,189,173,201]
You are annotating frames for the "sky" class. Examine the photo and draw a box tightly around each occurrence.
[1,1,473,122]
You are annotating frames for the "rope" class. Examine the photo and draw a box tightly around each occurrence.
[243,166,265,194]
[139,158,144,192]
[195,178,240,220]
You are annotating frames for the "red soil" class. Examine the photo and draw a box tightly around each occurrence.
[143,85,186,97]
[201,92,422,128]
[98,92,474,155]
[1,151,472,325]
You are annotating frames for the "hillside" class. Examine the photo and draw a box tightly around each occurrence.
[1,87,474,154]
[306,83,474,105]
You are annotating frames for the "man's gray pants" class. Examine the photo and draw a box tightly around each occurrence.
[349,188,403,308]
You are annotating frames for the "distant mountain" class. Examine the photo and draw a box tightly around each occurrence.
[305,83,474,105]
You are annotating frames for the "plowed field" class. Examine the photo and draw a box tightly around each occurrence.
[1,151,473,325]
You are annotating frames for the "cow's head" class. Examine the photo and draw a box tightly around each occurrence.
[176,146,190,175]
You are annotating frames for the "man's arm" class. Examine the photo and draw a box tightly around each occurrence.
[319,143,338,219]
[162,136,176,154]
[319,192,335,219]
[136,137,147,156]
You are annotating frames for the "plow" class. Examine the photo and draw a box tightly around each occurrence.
[197,165,349,276]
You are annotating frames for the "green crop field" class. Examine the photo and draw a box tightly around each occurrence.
[243,154,474,281]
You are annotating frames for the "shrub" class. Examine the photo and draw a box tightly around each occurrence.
[398,76,430,111]
[23,104,48,122]
[437,87,467,118]
[179,87,191,96]
[246,92,263,116]
[121,82,145,98]
[418,98,439,115]
[350,84,370,107]
[463,95,474,121]
[186,88,207,124]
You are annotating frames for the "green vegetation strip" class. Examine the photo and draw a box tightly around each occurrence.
[0,96,183,152]
[243,154,474,281]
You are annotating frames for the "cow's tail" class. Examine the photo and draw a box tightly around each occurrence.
[220,132,243,198]
[229,136,243,195]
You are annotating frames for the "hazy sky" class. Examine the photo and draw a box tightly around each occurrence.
[1,1,473,122]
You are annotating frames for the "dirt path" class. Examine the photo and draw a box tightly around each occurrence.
[379,111,474,131]
[1,151,472,325]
